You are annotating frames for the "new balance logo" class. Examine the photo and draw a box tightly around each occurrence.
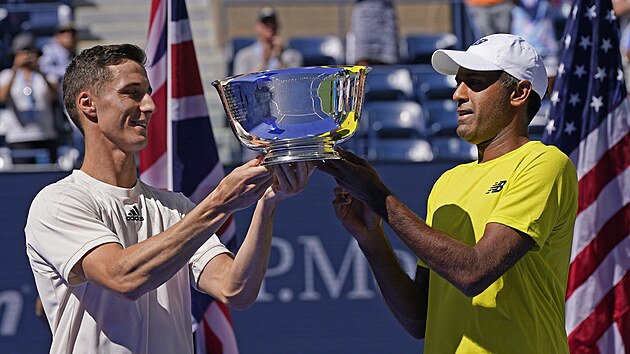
[486,180,507,194]
[126,205,144,221]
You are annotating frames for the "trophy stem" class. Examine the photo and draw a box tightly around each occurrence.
[261,137,340,165]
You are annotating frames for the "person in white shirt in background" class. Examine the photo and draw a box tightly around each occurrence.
[0,32,59,164]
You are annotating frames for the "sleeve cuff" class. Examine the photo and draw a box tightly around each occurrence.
[62,235,122,285]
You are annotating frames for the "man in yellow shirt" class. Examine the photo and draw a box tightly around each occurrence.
[317,34,578,353]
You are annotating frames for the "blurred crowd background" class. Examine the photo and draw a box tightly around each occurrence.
[0,0,619,171]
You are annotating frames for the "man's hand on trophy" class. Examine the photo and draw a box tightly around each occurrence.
[315,148,392,218]
[263,161,315,203]
[205,157,273,214]
[331,186,383,242]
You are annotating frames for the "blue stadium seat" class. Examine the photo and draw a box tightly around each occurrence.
[370,138,434,162]
[361,101,431,162]
[338,105,372,157]
[423,99,458,136]
[403,33,458,65]
[287,36,344,66]
[363,101,427,139]
[0,2,72,69]
[364,66,414,102]
[226,36,256,76]
[415,71,457,102]
[407,63,438,80]
[430,136,477,162]
[3,2,71,37]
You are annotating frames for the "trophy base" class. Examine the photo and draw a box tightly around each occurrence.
[258,137,340,166]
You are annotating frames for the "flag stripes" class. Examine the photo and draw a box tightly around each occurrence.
[576,134,629,213]
[141,0,168,189]
[142,0,239,352]
[566,205,629,299]
[542,0,629,352]
[567,273,629,351]
[570,100,629,179]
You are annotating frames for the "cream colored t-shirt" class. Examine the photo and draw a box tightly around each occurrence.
[25,170,230,354]
[422,141,578,353]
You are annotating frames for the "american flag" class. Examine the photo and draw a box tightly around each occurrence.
[141,0,239,353]
[542,0,629,353]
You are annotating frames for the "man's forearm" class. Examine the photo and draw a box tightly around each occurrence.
[204,197,277,309]
[356,227,428,338]
[380,195,487,296]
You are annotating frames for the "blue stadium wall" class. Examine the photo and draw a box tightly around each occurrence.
[0,162,458,353]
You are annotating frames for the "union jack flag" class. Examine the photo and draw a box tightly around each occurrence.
[542,0,629,352]
[141,0,239,352]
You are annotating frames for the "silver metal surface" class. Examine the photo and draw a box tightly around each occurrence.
[213,66,370,165]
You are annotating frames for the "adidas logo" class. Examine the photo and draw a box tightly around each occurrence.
[126,205,144,221]
[472,38,488,46]
[486,180,507,194]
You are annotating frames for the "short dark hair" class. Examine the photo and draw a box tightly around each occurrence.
[257,6,278,32]
[62,44,147,134]
[499,72,542,124]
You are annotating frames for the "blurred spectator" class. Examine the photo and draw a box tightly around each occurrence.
[511,0,559,94]
[232,7,303,75]
[613,0,630,91]
[0,32,59,164]
[39,24,77,83]
[349,0,400,66]
[232,6,303,162]
[39,23,83,166]
[465,0,513,37]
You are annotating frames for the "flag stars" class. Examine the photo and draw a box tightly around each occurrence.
[601,38,613,53]
[579,36,592,50]
[594,67,607,81]
[606,9,616,23]
[569,93,581,107]
[557,63,565,78]
[564,121,577,135]
[564,34,572,48]
[574,65,586,78]
[545,119,556,135]
[590,96,604,113]
[585,5,597,20]
[619,69,625,81]
[550,90,561,106]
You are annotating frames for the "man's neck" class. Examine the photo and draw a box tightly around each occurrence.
[476,134,530,163]
[80,151,138,188]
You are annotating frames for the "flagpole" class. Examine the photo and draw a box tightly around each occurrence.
[166,0,173,191]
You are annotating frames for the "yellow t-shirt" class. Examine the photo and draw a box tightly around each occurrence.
[423,141,578,354]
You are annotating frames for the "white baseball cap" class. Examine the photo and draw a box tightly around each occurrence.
[431,34,548,99]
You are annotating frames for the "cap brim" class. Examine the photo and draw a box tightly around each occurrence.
[431,49,502,75]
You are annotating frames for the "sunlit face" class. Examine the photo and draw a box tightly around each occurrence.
[15,48,39,69]
[255,21,277,41]
[56,30,77,51]
[91,60,155,153]
[453,68,513,145]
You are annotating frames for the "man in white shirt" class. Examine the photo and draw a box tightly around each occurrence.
[232,6,303,75]
[25,43,314,354]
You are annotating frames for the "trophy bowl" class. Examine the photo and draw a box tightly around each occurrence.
[212,66,371,165]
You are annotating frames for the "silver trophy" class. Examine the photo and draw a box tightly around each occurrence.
[212,66,371,165]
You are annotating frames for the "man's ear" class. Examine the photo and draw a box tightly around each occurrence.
[77,92,97,121]
[511,80,532,108]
